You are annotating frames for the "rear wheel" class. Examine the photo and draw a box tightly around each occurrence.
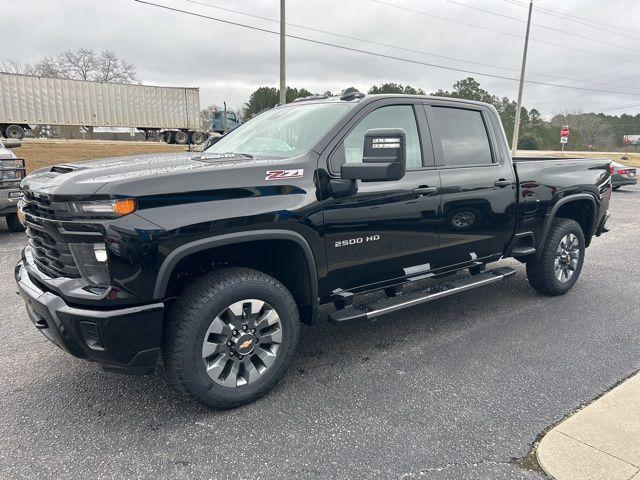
[5,125,24,139]
[526,218,585,295]
[163,267,301,409]
[163,132,174,144]
[174,131,189,144]
[5,213,25,232]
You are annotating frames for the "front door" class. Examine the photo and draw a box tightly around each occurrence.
[425,102,517,268]
[320,100,441,292]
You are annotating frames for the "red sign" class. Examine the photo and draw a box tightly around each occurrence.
[561,126,570,137]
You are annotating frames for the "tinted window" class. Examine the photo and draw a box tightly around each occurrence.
[433,107,493,166]
[334,105,423,170]
[205,103,350,159]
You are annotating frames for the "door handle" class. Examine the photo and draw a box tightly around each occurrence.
[494,179,512,188]
[413,186,438,195]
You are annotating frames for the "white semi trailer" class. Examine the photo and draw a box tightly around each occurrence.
[0,73,208,144]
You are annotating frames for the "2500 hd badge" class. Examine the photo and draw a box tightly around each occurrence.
[334,234,381,248]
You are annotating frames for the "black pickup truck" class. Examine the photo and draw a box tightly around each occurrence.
[15,93,611,408]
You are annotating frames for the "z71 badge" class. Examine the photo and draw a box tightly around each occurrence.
[265,169,304,180]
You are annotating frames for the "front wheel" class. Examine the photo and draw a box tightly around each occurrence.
[163,267,301,409]
[526,218,585,295]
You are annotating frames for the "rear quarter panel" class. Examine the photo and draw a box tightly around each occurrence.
[513,158,611,246]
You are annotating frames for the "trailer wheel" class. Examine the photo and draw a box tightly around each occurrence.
[190,131,205,145]
[5,125,24,140]
[163,132,174,144]
[174,131,189,144]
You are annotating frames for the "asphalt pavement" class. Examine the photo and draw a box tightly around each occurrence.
[1,185,639,480]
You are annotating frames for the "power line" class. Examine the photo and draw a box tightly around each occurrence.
[446,0,640,51]
[502,0,640,38]
[372,0,635,62]
[132,0,640,98]
[181,0,638,92]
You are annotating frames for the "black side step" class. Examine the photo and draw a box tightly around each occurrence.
[328,267,516,325]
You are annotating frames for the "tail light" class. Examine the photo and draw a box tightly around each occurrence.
[609,163,615,174]
[618,168,631,174]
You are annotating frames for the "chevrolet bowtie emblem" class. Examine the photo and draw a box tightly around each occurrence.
[240,340,253,350]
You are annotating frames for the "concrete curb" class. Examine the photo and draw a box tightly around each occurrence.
[536,372,640,480]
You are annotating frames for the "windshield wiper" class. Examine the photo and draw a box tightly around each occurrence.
[201,152,254,160]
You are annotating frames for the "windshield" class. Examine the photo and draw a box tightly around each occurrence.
[204,103,351,159]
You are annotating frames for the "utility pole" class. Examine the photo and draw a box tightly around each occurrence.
[279,0,286,105]
[511,0,533,156]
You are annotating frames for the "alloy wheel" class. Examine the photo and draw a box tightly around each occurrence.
[201,299,283,387]
[554,233,580,283]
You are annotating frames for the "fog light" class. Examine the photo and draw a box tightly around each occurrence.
[69,243,110,286]
[94,244,108,263]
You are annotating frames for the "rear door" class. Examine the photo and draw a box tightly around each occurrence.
[321,99,441,291]
[425,101,517,268]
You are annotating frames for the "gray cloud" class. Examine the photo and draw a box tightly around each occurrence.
[2,0,640,116]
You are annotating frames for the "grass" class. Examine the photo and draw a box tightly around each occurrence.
[15,139,188,173]
[518,150,640,168]
[12,141,640,173]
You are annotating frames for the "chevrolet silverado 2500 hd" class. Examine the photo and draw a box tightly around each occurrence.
[15,93,611,408]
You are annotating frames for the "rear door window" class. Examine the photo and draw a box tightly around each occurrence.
[432,107,493,166]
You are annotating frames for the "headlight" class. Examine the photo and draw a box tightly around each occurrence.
[68,199,136,218]
[0,168,24,186]
[1,159,24,169]
[69,243,110,286]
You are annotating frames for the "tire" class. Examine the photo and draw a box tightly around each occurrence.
[447,207,482,231]
[163,132,174,144]
[174,131,189,145]
[5,125,24,140]
[526,218,585,296]
[163,267,301,409]
[6,213,25,232]
[190,131,205,145]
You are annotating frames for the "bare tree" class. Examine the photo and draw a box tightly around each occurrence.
[200,105,220,131]
[2,48,136,84]
[1,59,35,75]
[56,48,97,80]
[94,51,137,83]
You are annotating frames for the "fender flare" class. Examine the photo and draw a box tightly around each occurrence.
[536,193,597,260]
[153,229,319,304]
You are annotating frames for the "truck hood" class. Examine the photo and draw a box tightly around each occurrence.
[21,152,296,198]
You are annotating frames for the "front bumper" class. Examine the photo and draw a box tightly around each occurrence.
[15,261,164,374]
[0,188,21,215]
[596,210,610,236]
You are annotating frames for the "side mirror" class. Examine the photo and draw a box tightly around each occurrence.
[2,138,21,149]
[341,128,406,182]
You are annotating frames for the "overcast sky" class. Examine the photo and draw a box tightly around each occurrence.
[3,0,640,117]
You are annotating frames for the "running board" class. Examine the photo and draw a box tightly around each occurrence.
[328,267,516,325]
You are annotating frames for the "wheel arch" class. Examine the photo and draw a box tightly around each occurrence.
[154,230,319,325]
[536,193,597,260]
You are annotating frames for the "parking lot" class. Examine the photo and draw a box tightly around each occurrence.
[1,185,638,480]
